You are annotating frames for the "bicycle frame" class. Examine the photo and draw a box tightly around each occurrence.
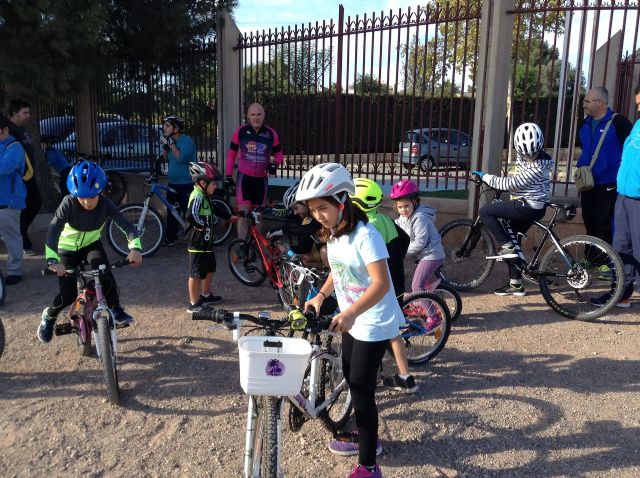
[141,179,187,230]
[247,213,285,289]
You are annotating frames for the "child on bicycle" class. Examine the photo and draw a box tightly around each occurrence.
[350,178,418,394]
[185,161,229,313]
[38,161,143,343]
[268,181,327,266]
[390,179,445,306]
[299,163,403,478]
[474,122,553,296]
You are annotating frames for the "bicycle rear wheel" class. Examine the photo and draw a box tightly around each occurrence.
[227,238,267,286]
[439,219,496,291]
[107,203,164,257]
[277,261,311,310]
[250,396,280,478]
[0,317,5,359]
[538,234,625,321]
[433,283,463,322]
[96,315,120,405]
[210,198,234,246]
[0,270,5,306]
[400,291,451,365]
[104,171,126,205]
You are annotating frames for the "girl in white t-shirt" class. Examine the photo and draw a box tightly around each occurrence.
[297,163,403,478]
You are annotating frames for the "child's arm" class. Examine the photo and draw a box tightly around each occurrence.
[482,158,551,192]
[186,195,206,229]
[44,197,73,263]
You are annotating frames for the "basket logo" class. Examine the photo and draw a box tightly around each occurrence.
[265,359,285,376]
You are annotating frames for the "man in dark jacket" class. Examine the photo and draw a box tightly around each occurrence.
[577,87,632,251]
[8,99,41,256]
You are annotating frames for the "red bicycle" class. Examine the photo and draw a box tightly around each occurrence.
[227,208,285,290]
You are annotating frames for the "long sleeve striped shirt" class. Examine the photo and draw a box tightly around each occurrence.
[482,151,554,209]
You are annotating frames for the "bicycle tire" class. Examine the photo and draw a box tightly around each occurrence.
[538,234,625,322]
[250,396,279,478]
[439,219,496,291]
[210,198,234,246]
[319,335,352,430]
[276,261,311,310]
[104,171,126,205]
[400,291,451,365]
[227,238,267,287]
[433,283,463,323]
[107,203,165,257]
[0,317,5,359]
[96,315,120,405]
[77,316,92,357]
[0,270,5,306]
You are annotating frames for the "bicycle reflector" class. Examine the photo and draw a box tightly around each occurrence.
[289,309,307,330]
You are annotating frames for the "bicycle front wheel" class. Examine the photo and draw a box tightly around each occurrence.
[104,171,126,205]
[96,316,120,405]
[439,219,496,291]
[210,198,234,246]
[227,238,267,286]
[276,261,311,310]
[538,234,625,321]
[401,291,451,365]
[107,203,165,257]
[250,396,280,478]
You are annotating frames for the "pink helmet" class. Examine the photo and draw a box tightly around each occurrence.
[389,179,419,200]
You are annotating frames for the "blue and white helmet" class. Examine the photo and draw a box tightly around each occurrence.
[67,161,108,198]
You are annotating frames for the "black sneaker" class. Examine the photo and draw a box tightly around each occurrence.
[199,294,222,305]
[37,308,57,343]
[494,283,526,296]
[382,374,418,393]
[187,299,206,314]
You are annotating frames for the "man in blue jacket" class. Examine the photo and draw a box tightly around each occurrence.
[577,87,632,251]
[0,114,27,285]
[593,85,640,309]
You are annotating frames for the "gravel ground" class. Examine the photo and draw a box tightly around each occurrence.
[1,235,639,478]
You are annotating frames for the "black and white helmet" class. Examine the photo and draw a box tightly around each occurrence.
[295,163,355,203]
[513,123,544,157]
[283,181,300,209]
[163,115,185,132]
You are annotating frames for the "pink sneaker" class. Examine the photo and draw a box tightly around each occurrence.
[346,464,383,478]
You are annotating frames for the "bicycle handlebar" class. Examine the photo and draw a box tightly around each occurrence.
[42,259,132,277]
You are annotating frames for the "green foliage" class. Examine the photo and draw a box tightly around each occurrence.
[243,44,333,103]
[0,0,107,103]
[353,74,389,96]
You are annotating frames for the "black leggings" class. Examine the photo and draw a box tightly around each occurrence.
[341,333,389,467]
[49,242,120,317]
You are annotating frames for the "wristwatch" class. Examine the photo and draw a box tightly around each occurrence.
[46,258,59,266]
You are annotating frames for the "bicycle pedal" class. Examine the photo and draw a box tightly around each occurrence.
[54,323,74,336]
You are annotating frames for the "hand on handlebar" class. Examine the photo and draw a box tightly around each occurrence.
[470,170,485,183]
[48,263,67,276]
[126,250,143,267]
[328,310,356,333]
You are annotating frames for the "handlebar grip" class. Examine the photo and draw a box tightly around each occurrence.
[191,308,234,324]
[112,259,132,268]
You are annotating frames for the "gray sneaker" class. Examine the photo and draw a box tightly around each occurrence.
[382,374,418,393]
[187,299,206,314]
[494,283,526,296]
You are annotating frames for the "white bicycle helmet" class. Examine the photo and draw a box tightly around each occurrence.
[513,123,544,157]
[295,163,355,203]
[283,181,300,209]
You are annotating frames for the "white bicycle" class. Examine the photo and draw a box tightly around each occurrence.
[193,307,352,478]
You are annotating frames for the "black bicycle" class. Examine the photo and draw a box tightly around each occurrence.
[438,174,624,321]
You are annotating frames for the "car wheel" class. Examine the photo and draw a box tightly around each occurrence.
[419,156,435,173]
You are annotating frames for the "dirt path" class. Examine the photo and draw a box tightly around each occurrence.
[1,238,639,478]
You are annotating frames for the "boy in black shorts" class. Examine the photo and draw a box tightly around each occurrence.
[186,162,229,313]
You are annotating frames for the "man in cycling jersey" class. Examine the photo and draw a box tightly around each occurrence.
[226,103,283,238]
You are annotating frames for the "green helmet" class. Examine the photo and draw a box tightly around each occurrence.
[350,177,383,212]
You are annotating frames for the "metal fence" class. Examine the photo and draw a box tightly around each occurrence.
[38,37,218,172]
[238,1,640,196]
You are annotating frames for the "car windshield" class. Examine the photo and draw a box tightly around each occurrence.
[404,131,422,143]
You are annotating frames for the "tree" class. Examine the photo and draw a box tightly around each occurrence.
[353,74,389,96]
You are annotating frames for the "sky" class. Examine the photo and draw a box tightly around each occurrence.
[232,0,408,34]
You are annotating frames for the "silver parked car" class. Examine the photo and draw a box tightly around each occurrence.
[396,128,472,172]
